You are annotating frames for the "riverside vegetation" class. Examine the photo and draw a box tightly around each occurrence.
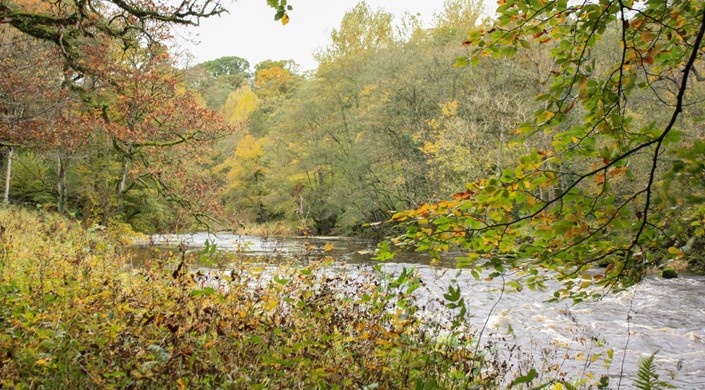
[0,208,677,388]
[1,0,702,387]
[0,207,533,388]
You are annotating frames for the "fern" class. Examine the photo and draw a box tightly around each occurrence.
[634,352,674,390]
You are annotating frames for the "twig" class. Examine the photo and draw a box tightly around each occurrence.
[617,283,638,389]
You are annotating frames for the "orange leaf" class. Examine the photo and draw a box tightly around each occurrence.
[563,100,575,113]
[595,172,606,185]
[641,30,652,43]
[609,167,628,177]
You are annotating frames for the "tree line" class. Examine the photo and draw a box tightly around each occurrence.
[3,0,705,287]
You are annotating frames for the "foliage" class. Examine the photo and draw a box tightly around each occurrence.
[221,86,259,125]
[0,0,224,73]
[266,0,292,25]
[203,56,251,79]
[315,2,395,63]
[383,0,705,296]
[0,207,560,388]
[184,57,251,111]
[634,352,674,390]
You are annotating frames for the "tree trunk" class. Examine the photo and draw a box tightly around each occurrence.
[117,155,130,214]
[4,147,13,206]
[57,155,68,214]
[101,144,111,225]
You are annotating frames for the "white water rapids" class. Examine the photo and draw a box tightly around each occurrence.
[142,233,705,389]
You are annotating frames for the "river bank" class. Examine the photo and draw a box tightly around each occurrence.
[0,207,579,388]
[2,208,703,388]
[142,232,705,389]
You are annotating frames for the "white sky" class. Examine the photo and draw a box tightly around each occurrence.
[176,0,495,71]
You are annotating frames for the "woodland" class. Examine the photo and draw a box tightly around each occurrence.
[1,0,705,387]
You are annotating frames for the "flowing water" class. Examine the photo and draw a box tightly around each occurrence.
[141,232,705,388]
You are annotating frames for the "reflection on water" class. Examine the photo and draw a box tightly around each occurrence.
[135,233,705,389]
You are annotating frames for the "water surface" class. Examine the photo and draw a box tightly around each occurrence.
[140,232,705,388]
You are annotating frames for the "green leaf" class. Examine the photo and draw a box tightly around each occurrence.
[190,287,215,297]
[453,56,470,68]
[509,368,538,387]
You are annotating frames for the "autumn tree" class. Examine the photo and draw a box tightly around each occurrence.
[1,0,230,230]
[0,0,225,74]
[314,2,395,64]
[184,56,252,111]
[388,0,705,299]
[85,45,230,224]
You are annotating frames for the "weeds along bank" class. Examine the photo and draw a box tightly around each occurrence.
[0,207,518,388]
[4,207,662,389]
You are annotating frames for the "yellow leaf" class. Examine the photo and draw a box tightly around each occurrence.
[595,172,606,186]
[667,246,681,255]
[281,13,290,26]
[265,299,278,311]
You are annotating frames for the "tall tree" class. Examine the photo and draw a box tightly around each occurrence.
[184,56,251,111]
[315,2,395,64]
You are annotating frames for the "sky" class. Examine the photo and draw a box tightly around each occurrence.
[175,1,494,72]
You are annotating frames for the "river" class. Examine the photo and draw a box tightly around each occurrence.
[142,232,705,389]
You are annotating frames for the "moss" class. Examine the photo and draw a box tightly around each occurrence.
[597,258,612,267]
[661,267,678,279]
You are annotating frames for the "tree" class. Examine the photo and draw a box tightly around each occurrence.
[387,0,705,300]
[203,56,251,78]
[0,0,225,73]
[315,2,395,64]
[1,0,229,230]
[221,86,259,125]
[184,56,251,111]
[92,46,230,223]
[214,132,272,223]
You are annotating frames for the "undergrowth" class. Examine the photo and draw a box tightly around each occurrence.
[0,207,665,388]
[0,207,505,388]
